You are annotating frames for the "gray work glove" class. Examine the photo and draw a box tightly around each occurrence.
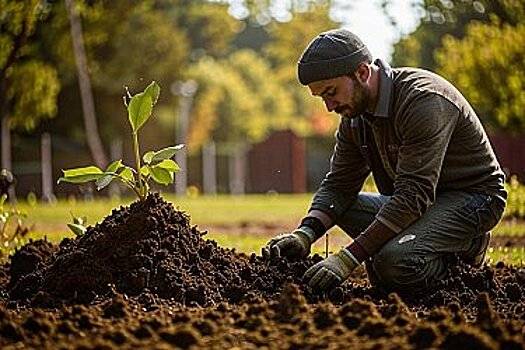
[303,248,359,293]
[261,227,316,261]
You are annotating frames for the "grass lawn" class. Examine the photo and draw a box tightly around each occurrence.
[8,193,525,265]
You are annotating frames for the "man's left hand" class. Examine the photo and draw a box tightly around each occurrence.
[303,248,360,293]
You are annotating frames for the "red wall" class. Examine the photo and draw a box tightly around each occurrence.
[248,130,306,193]
[490,133,525,181]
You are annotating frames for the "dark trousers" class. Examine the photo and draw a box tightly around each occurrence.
[336,191,505,294]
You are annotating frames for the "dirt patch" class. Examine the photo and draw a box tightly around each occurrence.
[1,193,524,349]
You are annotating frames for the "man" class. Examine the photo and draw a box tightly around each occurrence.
[262,29,506,295]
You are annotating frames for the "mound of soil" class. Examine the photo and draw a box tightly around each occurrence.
[7,193,316,307]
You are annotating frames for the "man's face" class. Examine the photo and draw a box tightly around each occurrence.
[308,74,370,118]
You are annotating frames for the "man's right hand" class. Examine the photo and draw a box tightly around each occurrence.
[261,228,315,261]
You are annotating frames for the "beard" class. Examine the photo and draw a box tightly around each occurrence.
[335,78,370,118]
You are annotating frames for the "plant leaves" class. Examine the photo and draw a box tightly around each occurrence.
[149,166,173,185]
[144,81,160,105]
[155,159,180,172]
[118,166,134,183]
[58,166,104,184]
[106,159,124,173]
[128,93,153,133]
[95,174,115,191]
[67,223,87,237]
[146,145,184,165]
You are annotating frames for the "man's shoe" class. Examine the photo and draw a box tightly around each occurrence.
[461,231,491,267]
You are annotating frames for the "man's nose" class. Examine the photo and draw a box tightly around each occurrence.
[324,99,338,112]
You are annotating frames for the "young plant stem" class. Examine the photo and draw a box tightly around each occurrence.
[132,132,145,200]
[113,173,142,199]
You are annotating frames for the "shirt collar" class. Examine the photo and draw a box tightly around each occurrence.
[370,58,393,118]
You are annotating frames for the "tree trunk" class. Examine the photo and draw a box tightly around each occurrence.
[65,0,107,168]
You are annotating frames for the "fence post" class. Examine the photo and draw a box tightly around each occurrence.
[171,80,197,197]
[41,132,55,202]
[202,141,217,195]
[229,144,246,195]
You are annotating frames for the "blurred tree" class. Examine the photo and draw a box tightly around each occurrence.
[0,0,60,128]
[187,50,296,151]
[0,0,60,171]
[36,0,241,162]
[391,0,523,70]
[65,0,107,168]
[264,2,339,136]
[436,20,525,132]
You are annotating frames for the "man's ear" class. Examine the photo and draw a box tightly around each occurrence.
[354,63,371,84]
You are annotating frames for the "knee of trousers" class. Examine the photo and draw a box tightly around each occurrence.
[371,243,429,293]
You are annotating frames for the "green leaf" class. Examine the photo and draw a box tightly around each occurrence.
[95,174,115,191]
[58,166,104,184]
[70,213,87,226]
[155,159,180,172]
[144,81,160,106]
[140,165,150,176]
[147,145,184,165]
[149,166,173,185]
[143,151,155,164]
[118,166,134,183]
[106,159,124,173]
[67,223,87,237]
[62,166,103,177]
[0,194,6,208]
[128,93,153,132]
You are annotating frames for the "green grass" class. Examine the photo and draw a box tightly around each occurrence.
[20,193,312,236]
[486,247,525,266]
[493,219,525,236]
[7,191,525,265]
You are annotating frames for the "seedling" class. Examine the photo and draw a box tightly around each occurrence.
[58,81,183,201]
[0,194,30,257]
[67,212,88,237]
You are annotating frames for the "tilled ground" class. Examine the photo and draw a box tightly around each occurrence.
[1,193,524,349]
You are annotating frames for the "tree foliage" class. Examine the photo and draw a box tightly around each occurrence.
[183,2,341,151]
[391,0,523,70]
[392,0,525,131]
[186,50,297,150]
[0,0,60,130]
[436,21,525,131]
[264,3,339,135]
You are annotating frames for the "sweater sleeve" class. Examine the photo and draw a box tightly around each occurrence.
[309,118,371,220]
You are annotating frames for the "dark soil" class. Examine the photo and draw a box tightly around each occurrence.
[1,193,524,349]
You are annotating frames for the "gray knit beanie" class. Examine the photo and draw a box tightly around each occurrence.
[297,29,373,85]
